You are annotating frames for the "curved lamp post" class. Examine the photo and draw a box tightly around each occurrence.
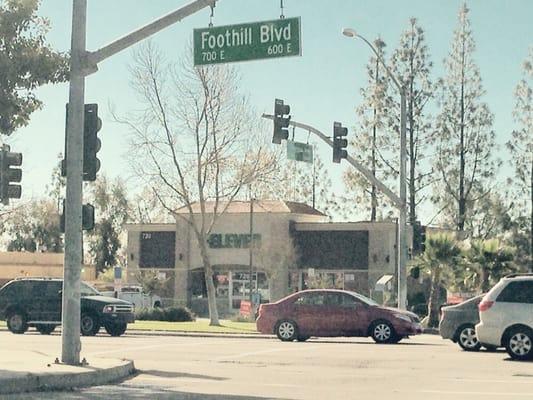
[342,28,408,310]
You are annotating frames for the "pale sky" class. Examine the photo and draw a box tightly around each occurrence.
[3,0,532,223]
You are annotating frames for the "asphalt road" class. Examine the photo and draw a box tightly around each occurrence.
[1,331,532,400]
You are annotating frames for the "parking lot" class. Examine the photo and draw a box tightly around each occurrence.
[1,331,532,399]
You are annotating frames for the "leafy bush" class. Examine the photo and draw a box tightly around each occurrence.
[135,306,194,322]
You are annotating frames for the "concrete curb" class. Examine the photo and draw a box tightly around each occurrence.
[0,359,135,395]
[126,330,272,339]
[423,328,440,335]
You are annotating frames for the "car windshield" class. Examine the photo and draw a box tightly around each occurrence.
[347,291,379,306]
[80,282,100,297]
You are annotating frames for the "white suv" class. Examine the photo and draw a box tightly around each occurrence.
[476,274,533,360]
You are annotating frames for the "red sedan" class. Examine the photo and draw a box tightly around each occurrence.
[256,289,422,343]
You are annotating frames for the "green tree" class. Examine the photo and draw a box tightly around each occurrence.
[389,19,434,228]
[84,176,130,275]
[3,199,62,252]
[507,47,532,272]
[0,0,68,135]
[464,239,515,292]
[432,4,498,232]
[415,234,461,327]
[134,270,170,297]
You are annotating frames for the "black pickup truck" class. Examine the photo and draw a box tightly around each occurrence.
[0,278,135,336]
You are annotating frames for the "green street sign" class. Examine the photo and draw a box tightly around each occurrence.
[287,140,313,163]
[193,17,301,66]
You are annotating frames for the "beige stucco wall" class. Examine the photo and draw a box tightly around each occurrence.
[124,216,413,304]
[125,212,326,303]
[0,252,96,283]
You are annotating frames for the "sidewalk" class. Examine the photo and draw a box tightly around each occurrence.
[0,349,134,395]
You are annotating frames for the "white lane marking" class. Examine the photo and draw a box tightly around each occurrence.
[445,378,533,384]
[420,390,533,397]
[86,340,213,356]
[214,348,288,361]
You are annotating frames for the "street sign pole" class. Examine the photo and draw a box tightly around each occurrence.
[62,0,86,365]
[61,0,217,366]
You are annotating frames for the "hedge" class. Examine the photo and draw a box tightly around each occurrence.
[135,306,194,322]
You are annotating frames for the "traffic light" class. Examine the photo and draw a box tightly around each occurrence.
[413,221,427,254]
[332,122,348,163]
[272,99,290,144]
[0,145,22,205]
[60,202,95,232]
[62,103,102,181]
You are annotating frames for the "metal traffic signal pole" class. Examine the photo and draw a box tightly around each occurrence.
[62,0,86,365]
[62,0,217,365]
[262,114,402,208]
[262,113,408,309]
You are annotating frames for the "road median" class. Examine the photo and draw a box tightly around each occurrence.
[0,349,135,395]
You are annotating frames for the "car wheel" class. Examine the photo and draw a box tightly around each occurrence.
[36,324,56,335]
[505,327,533,361]
[371,320,395,344]
[297,335,310,342]
[104,322,127,337]
[457,324,481,352]
[80,313,100,336]
[390,336,403,344]
[276,320,298,341]
[7,311,28,334]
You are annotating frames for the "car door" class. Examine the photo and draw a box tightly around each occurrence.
[323,293,349,336]
[22,281,43,322]
[338,293,369,336]
[294,292,328,336]
[40,281,62,323]
[496,281,533,327]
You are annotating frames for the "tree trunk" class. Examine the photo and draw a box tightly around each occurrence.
[480,267,490,293]
[198,239,220,326]
[530,157,533,272]
[370,57,379,222]
[427,267,441,328]
[408,39,417,230]
[458,40,466,232]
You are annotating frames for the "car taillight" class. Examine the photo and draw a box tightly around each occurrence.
[478,300,494,312]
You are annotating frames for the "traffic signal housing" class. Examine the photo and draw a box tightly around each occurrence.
[0,145,22,205]
[413,221,427,254]
[83,104,102,181]
[332,122,348,163]
[272,99,291,144]
[60,202,95,232]
[62,103,102,181]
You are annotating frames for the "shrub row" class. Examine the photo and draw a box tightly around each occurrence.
[135,306,195,322]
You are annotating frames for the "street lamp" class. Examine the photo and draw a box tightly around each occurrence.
[342,27,408,310]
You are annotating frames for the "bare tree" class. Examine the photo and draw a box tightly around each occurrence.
[117,42,276,325]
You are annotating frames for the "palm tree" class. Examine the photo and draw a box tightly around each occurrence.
[465,239,515,292]
[415,234,462,327]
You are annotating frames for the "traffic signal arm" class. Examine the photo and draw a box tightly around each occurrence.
[262,113,403,209]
